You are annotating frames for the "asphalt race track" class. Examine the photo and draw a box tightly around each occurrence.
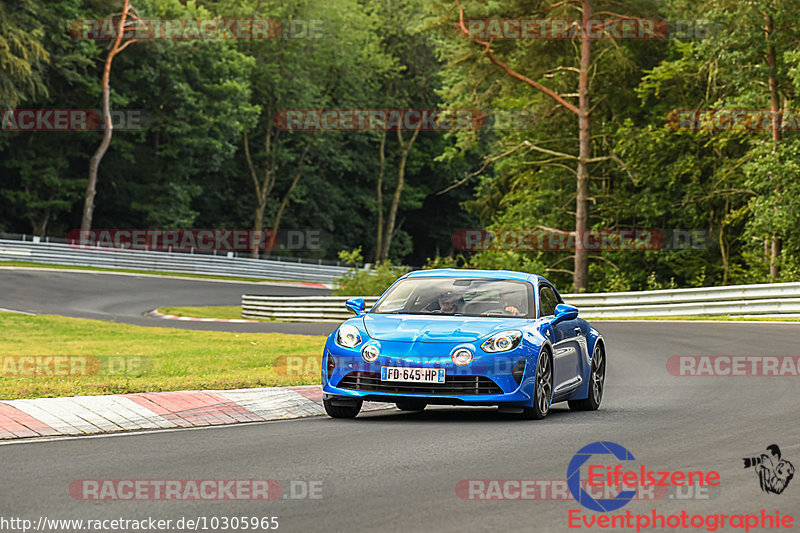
[2,268,799,531]
[0,268,335,335]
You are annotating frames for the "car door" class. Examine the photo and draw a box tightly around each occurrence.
[539,284,581,396]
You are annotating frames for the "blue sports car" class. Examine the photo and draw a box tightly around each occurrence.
[321,269,606,419]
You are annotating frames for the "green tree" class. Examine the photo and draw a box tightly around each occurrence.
[0,0,49,109]
[431,0,660,290]
[627,0,800,285]
[0,0,99,235]
[81,0,142,231]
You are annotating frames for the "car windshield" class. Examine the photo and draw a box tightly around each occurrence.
[371,277,533,318]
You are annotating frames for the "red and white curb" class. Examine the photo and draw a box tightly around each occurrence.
[0,385,390,440]
[145,309,257,323]
[296,281,335,289]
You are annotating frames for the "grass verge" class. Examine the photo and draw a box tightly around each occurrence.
[0,312,325,399]
[159,305,246,320]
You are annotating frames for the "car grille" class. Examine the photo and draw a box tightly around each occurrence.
[337,371,503,395]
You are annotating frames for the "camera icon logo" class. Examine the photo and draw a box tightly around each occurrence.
[742,444,794,495]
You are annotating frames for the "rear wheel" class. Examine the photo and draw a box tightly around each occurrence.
[395,401,427,411]
[522,349,552,420]
[323,398,362,419]
[569,343,605,411]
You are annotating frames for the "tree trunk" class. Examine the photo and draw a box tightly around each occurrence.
[81,1,137,232]
[454,0,592,288]
[719,199,729,285]
[770,236,781,280]
[573,0,592,292]
[271,143,311,235]
[375,131,386,263]
[243,124,275,259]
[30,213,49,237]
[253,204,265,257]
[380,125,421,261]
[765,12,781,282]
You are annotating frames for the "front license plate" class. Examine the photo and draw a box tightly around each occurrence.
[381,366,446,383]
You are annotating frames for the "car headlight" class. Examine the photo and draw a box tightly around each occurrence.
[336,324,362,348]
[481,331,522,353]
[362,344,379,362]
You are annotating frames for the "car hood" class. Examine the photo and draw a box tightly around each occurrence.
[362,314,526,343]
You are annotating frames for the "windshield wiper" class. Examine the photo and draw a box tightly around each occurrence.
[374,311,473,316]
[374,311,431,315]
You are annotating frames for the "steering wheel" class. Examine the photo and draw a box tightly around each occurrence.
[481,309,514,316]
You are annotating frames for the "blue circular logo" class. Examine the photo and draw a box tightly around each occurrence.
[567,441,637,512]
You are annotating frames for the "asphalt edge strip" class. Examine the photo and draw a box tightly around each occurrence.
[145,308,258,323]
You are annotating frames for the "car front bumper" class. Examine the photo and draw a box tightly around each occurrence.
[321,340,538,407]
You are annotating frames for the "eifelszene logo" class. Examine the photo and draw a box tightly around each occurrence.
[743,444,794,495]
[567,441,721,512]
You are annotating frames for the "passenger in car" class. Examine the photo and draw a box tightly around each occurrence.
[501,292,524,316]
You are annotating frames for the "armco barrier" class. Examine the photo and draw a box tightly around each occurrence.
[242,282,800,322]
[0,238,350,283]
[242,296,380,322]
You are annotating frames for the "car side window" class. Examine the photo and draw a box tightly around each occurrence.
[539,285,558,317]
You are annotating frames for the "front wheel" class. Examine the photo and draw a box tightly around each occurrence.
[569,343,605,411]
[323,398,362,419]
[521,349,552,420]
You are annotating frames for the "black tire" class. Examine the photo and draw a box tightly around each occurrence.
[323,398,362,419]
[522,349,552,420]
[395,401,427,411]
[569,342,605,411]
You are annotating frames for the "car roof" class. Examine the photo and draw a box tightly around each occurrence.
[403,268,548,285]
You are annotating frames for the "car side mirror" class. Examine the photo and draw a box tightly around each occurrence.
[345,297,366,316]
[551,303,578,325]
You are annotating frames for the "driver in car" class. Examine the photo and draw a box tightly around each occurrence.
[437,291,464,314]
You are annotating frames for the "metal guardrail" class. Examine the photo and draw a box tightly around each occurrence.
[0,232,357,267]
[242,296,381,322]
[0,239,350,283]
[242,282,800,322]
[562,283,800,318]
